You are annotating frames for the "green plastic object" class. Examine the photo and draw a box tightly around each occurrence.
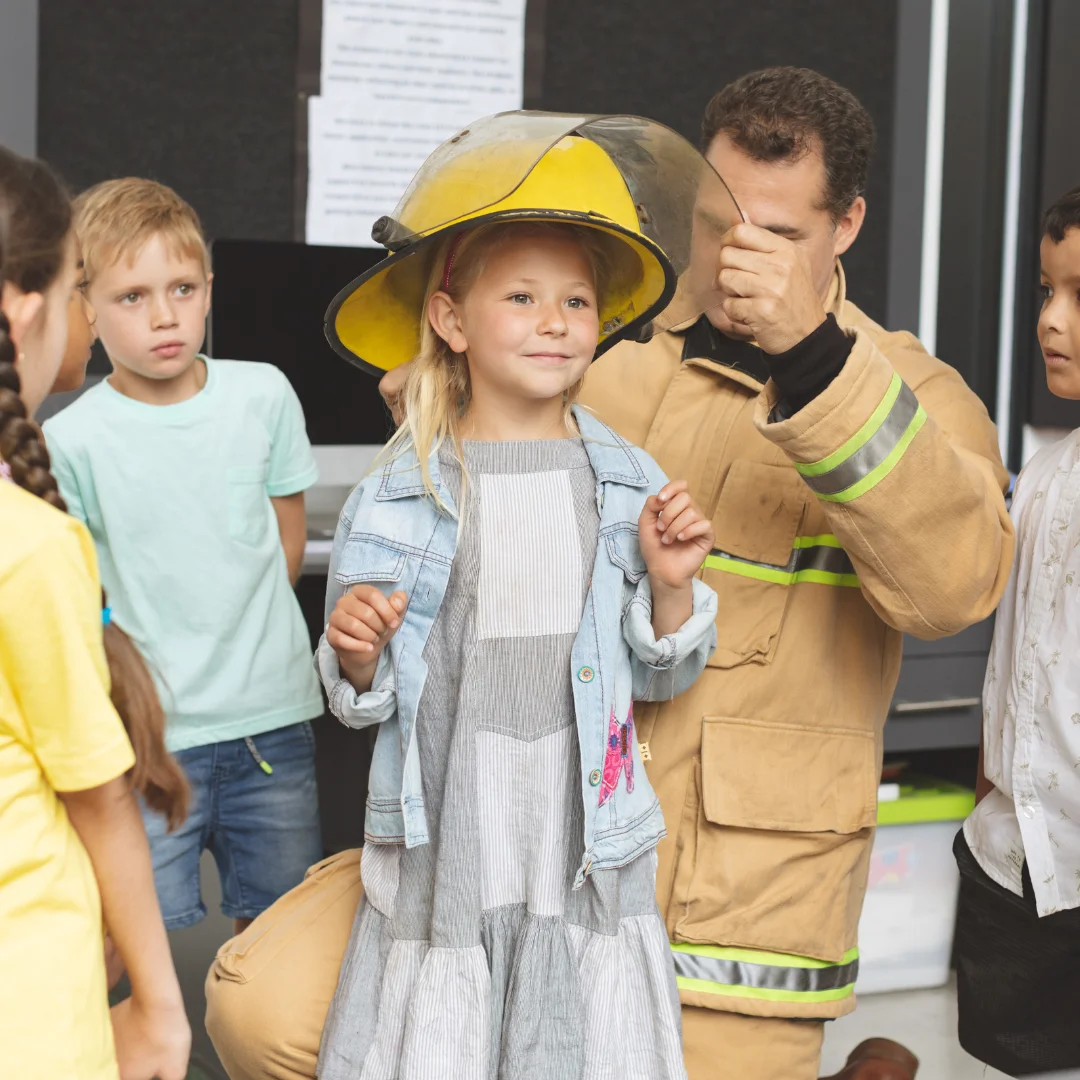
[877,775,975,826]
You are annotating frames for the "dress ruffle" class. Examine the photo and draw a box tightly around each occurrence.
[321,853,684,1080]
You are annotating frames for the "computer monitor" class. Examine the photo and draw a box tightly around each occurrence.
[209,239,393,446]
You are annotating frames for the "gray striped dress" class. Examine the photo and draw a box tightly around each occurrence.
[318,439,685,1080]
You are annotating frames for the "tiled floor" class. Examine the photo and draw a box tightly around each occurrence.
[820,980,1008,1078]
[822,981,1080,1079]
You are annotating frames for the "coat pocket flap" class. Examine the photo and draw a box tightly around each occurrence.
[335,536,408,586]
[712,461,807,567]
[700,716,877,834]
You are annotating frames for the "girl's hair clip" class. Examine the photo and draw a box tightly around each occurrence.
[102,606,112,627]
[441,232,465,291]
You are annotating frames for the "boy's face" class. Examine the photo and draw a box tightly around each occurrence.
[87,232,212,384]
[1038,227,1080,400]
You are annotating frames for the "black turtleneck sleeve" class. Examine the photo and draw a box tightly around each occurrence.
[762,314,854,419]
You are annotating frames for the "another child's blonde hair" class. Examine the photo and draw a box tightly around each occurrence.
[385,220,626,504]
[74,177,210,283]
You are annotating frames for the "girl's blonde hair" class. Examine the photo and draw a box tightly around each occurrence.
[382,220,628,504]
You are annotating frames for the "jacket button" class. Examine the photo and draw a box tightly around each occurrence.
[578,666,595,683]
[589,769,601,786]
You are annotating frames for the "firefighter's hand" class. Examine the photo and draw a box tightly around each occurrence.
[327,585,408,692]
[638,481,714,590]
[717,222,827,354]
[378,362,412,427]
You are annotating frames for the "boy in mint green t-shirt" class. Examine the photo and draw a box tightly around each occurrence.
[44,178,323,935]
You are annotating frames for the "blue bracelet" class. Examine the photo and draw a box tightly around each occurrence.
[102,606,112,627]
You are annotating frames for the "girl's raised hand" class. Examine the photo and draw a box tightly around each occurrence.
[637,480,714,590]
[327,585,408,692]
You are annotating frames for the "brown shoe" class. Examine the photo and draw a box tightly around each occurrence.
[819,1038,919,1080]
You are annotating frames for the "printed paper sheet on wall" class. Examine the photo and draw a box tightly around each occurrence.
[306,0,527,247]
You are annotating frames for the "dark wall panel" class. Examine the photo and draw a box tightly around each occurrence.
[39,1,897,320]
[935,0,1013,410]
[538,0,898,324]
[38,0,299,244]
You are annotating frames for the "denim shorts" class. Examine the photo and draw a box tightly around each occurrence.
[141,721,323,930]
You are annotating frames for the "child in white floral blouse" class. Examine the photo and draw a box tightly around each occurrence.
[955,184,1080,1077]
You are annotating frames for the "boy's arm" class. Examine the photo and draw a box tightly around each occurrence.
[265,370,318,585]
[271,492,306,585]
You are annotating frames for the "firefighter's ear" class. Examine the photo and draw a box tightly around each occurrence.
[832,196,866,259]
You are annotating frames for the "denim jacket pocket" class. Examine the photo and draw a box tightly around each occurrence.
[604,524,648,584]
[334,535,408,587]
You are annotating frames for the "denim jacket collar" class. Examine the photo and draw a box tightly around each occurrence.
[374,442,454,508]
[572,406,650,487]
[373,404,649,505]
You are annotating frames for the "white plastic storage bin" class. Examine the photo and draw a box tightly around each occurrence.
[855,778,975,995]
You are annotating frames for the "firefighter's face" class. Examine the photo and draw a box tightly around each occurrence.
[700,135,865,336]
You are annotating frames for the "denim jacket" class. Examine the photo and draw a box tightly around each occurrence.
[316,406,717,886]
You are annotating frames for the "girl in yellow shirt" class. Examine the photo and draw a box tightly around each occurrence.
[0,146,189,1080]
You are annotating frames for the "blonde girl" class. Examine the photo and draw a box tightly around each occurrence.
[313,123,719,1079]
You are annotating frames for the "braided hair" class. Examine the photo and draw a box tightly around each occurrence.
[0,146,70,508]
[0,146,189,830]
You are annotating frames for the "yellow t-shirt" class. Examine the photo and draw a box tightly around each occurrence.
[0,483,135,1080]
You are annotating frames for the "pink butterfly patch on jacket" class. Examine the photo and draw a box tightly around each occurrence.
[598,706,635,807]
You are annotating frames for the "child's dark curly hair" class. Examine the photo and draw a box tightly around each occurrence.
[1043,186,1080,243]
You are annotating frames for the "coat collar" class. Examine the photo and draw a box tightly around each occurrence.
[374,403,648,502]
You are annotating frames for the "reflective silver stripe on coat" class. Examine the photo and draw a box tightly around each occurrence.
[671,950,860,994]
[789,544,856,578]
[801,382,921,496]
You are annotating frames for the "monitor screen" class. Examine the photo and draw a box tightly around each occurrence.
[209,239,394,446]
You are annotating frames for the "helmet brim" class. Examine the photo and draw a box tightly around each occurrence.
[324,209,676,377]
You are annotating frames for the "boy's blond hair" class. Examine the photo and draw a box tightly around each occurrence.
[74,177,210,282]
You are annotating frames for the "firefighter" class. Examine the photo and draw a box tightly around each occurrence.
[575,66,1013,1080]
